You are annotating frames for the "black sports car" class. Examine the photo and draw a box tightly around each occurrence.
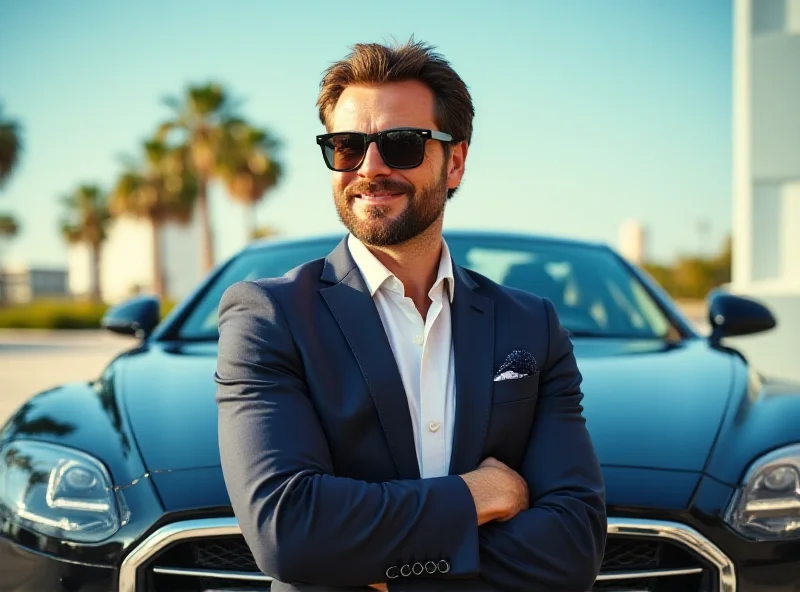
[1,230,798,592]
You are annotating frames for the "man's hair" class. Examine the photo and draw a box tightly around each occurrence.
[316,38,474,146]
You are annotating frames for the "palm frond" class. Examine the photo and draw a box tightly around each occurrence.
[59,184,111,247]
[216,120,284,206]
[0,212,20,238]
[110,138,197,224]
[161,95,182,113]
[0,105,23,187]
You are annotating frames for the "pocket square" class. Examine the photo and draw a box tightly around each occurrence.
[494,349,537,382]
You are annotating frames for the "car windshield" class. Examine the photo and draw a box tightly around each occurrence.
[174,234,674,341]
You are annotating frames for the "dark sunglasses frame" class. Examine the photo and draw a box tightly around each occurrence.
[315,127,454,172]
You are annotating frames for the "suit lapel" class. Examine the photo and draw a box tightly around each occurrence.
[319,239,420,480]
[448,264,495,475]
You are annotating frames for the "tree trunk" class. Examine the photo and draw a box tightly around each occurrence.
[152,219,166,301]
[197,176,214,274]
[0,243,6,305]
[249,204,258,241]
[91,243,102,303]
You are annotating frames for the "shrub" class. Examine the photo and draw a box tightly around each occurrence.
[0,297,181,330]
[0,299,109,329]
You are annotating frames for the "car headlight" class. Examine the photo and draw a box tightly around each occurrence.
[0,440,127,542]
[725,443,800,540]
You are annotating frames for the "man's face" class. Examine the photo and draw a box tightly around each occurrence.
[328,80,466,246]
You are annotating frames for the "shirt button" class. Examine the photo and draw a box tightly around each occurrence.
[429,421,441,432]
[413,334,423,345]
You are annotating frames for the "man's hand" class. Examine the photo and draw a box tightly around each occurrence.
[368,584,388,591]
[460,457,529,526]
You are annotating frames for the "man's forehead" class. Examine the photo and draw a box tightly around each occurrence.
[330,81,436,132]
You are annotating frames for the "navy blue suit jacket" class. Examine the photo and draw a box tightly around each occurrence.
[215,238,607,591]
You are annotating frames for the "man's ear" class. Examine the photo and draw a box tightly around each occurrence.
[446,141,468,192]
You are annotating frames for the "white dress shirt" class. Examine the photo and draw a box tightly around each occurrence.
[347,233,456,479]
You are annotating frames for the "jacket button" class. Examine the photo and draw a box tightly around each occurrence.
[386,566,399,579]
[437,559,450,573]
[412,562,424,575]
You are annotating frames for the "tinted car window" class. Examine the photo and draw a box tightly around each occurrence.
[175,235,672,340]
[445,238,671,338]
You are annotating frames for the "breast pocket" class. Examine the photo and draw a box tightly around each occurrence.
[484,372,540,469]
[492,372,540,404]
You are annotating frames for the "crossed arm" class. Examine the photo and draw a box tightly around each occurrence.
[471,296,607,590]
[215,280,606,591]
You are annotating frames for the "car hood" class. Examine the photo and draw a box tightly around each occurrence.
[574,337,733,471]
[120,338,734,476]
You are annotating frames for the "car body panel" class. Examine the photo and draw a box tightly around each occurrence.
[704,358,800,485]
[575,338,735,472]
[148,467,230,513]
[116,344,222,474]
[600,466,700,511]
[0,369,147,488]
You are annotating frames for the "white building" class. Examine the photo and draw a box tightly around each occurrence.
[68,213,203,305]
[726,0,800,381]
[618,219,647,264]
[0,264,69,304]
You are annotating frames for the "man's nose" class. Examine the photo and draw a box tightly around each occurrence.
[358,142,391,179]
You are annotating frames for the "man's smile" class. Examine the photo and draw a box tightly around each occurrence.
[355,192,404,204]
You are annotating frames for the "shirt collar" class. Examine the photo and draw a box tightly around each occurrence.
[347,233,455,303]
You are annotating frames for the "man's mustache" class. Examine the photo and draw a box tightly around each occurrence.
[344,180,414,199]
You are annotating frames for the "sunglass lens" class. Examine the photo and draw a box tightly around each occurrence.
[381,130,425,168]
[324,134,365,171]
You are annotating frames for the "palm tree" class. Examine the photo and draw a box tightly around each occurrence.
[160,82,238,274]
[0,105,22,190]
[216,121,283,240]
[0,214,19,241]
[0,106,23,290]
[109,139,197,301]
[0,214,20,293]
[59,185,111,303]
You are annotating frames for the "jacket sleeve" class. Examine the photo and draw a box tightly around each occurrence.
[214,280,480,587]
[475,297,607,591]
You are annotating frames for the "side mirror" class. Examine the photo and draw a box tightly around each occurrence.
[101,295,160,339]
[707,290,776,344]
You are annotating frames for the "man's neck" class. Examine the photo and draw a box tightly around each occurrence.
[363,221,444,318]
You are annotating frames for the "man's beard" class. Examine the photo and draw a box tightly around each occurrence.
[334,167,448,247]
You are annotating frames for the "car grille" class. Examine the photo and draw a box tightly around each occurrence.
[119,518,735,592]
[193,537,258,572]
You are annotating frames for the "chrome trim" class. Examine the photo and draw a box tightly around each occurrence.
[608,518,736,592]
[119,518,241,592]
[596,566,704,581]
[152,566,272,581]
[119,517,737,592]
[149,565,706,585]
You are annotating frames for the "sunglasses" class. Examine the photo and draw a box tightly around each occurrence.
[316,127,454,172]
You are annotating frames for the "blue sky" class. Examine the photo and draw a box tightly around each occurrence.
[0,0,732,268]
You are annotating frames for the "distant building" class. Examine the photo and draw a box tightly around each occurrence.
[68,212,203,305]
[726,0,800,381]
[618,219,647,264]
[0,265,69,304]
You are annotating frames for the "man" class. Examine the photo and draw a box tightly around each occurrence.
[215,39,606,591]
